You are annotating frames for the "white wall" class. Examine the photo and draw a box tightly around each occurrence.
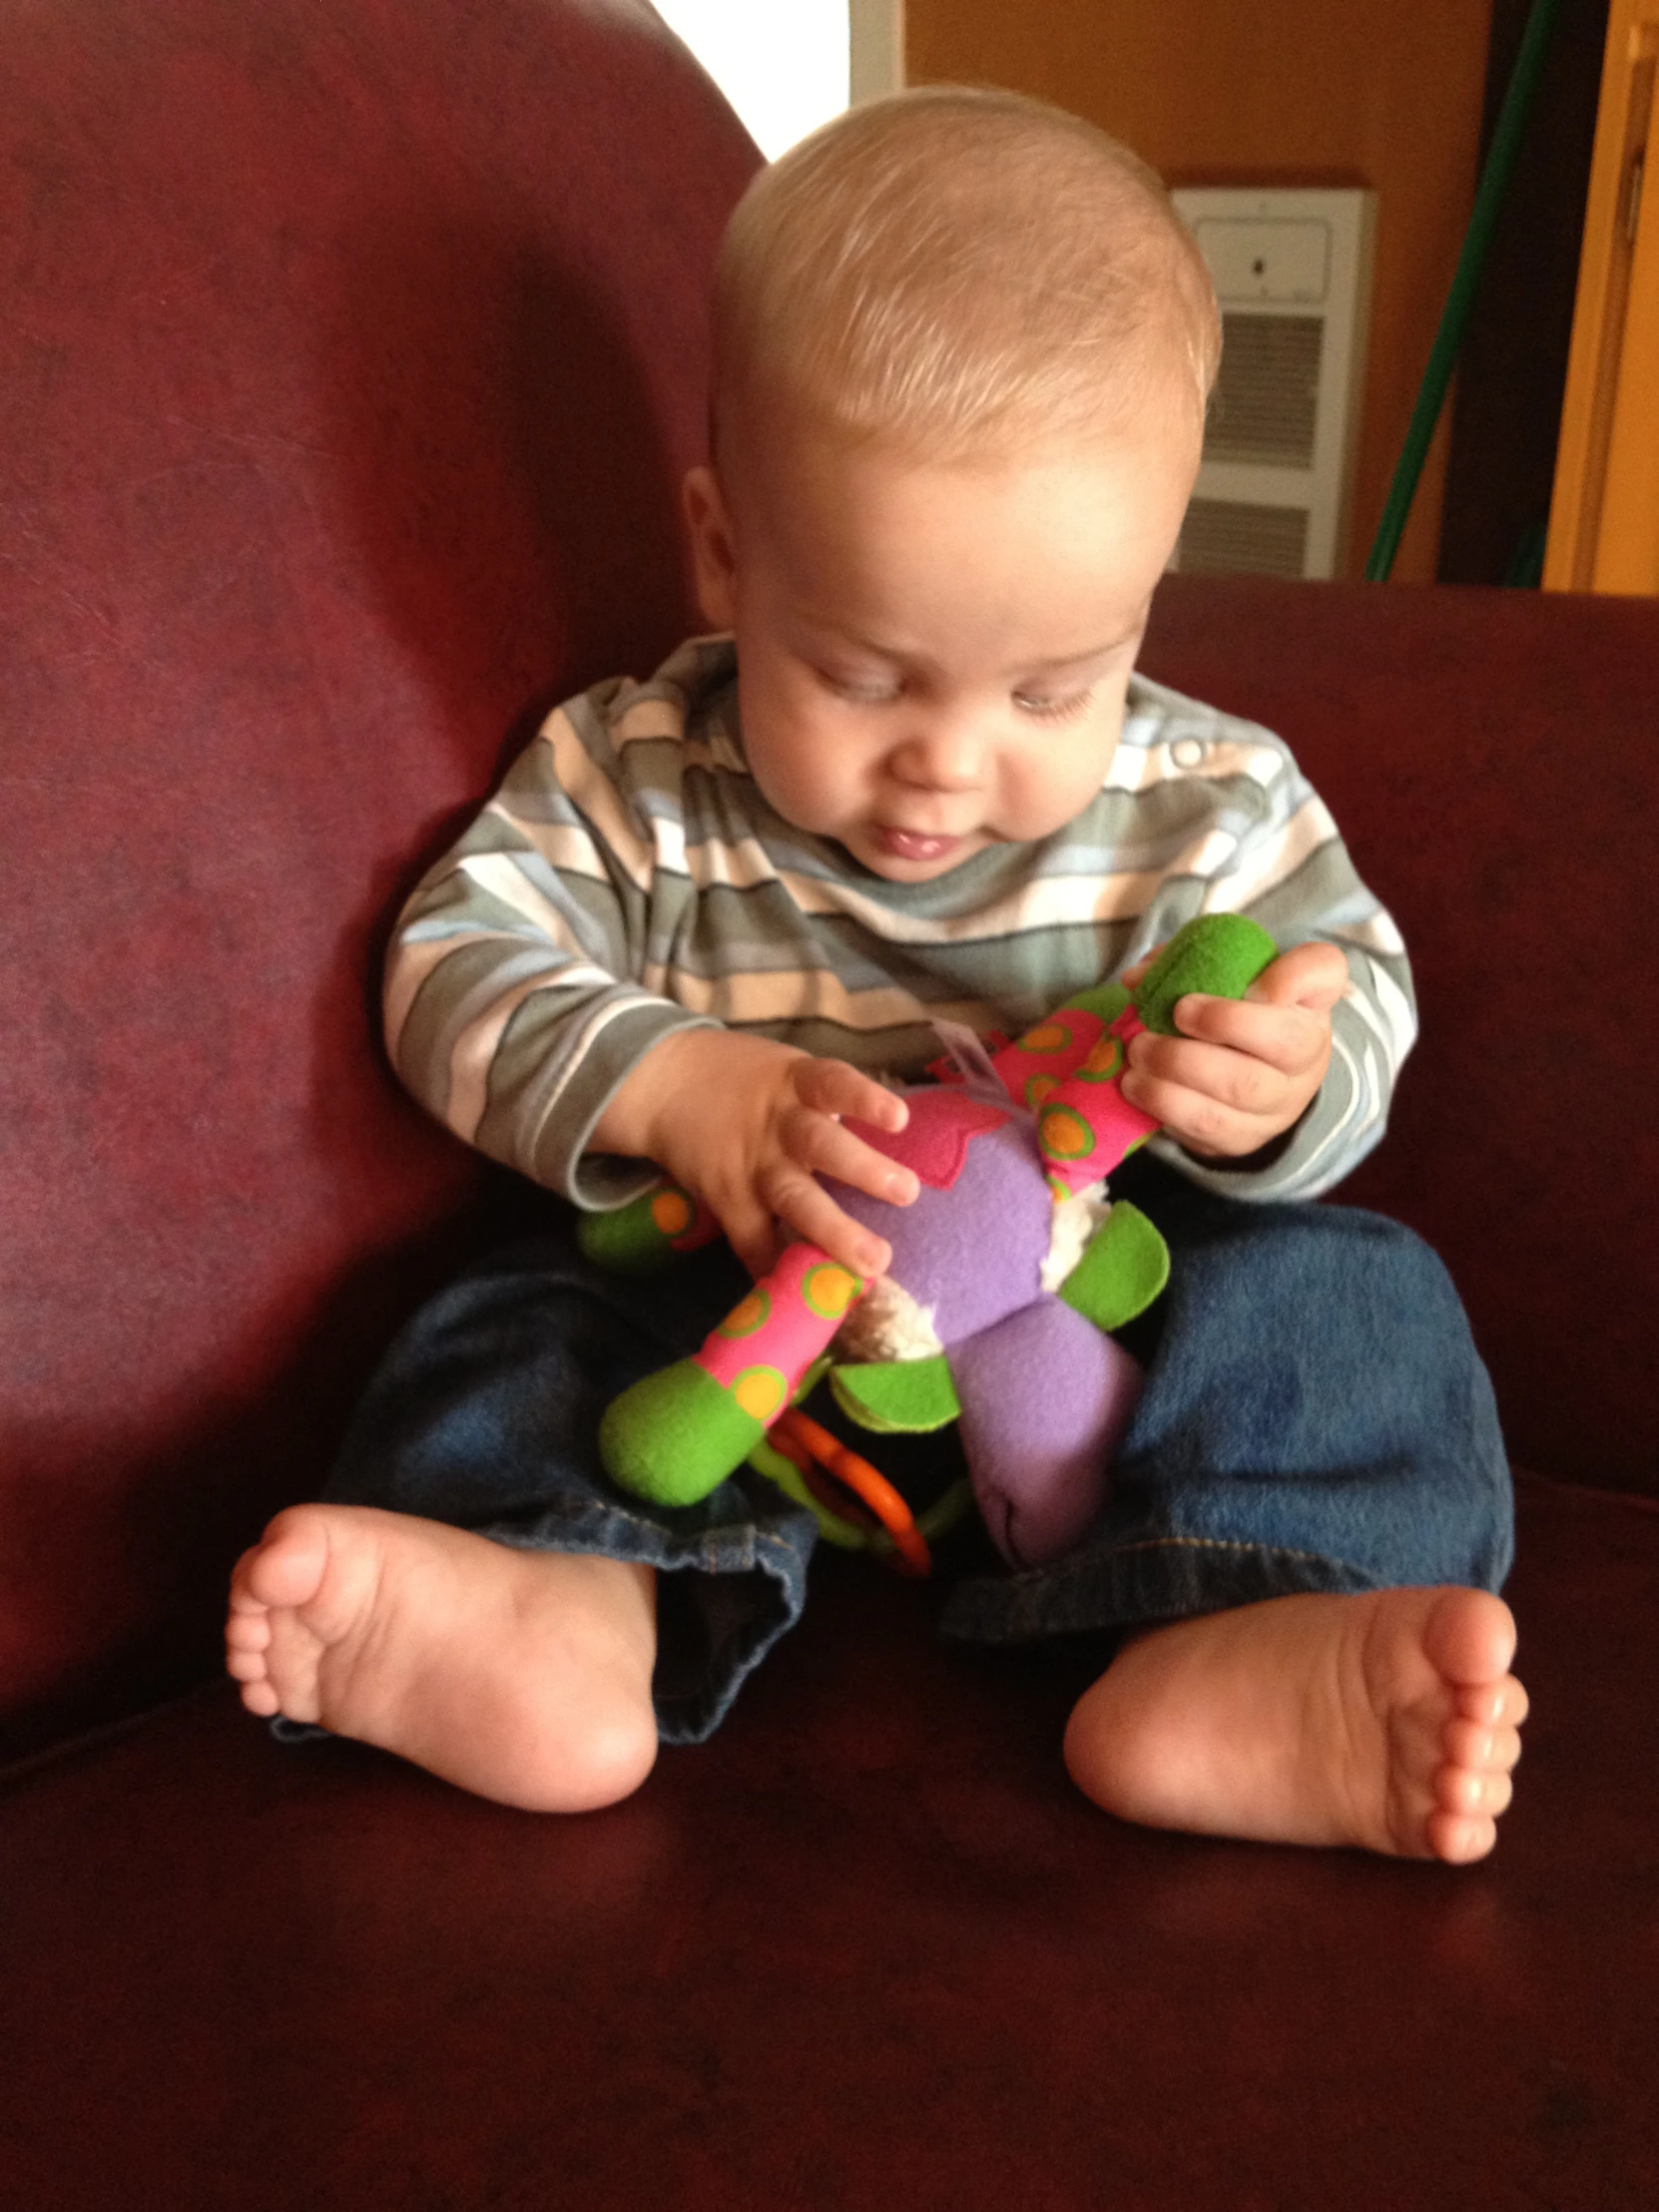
[654,1,850,158]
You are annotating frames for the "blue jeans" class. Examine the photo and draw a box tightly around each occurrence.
[320,1158,1513,1743]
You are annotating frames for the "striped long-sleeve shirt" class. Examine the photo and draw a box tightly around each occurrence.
[386,635,1415,1211]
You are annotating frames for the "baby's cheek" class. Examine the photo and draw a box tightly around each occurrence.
[748,744,835,835]
[1026,735,1122,838]
[1003,764,1090,842]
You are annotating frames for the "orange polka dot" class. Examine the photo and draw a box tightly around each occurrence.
[803,1263,860,1319]
[1079,1035,1124,1081]
[651,1188,694,1237]
[719,1288,772,1340]
[1019,1019,1072,1057]
[1024,1074,1059,1108]
[733,1367,788,1423]
[1039,1104,1095,1162]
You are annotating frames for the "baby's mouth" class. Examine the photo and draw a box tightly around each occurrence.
[871,826,965,864]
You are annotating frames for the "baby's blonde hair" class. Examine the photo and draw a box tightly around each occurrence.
[712,86,1220,462]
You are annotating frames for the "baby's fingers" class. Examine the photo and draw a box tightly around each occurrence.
[1164,992,1331,1078]
[764,1165,890,1280]
[780,1099,918,1212]
[1118,943,1165,992]
[1128,1030,1290,1118]
[791,1055,908,1135]
[1247,940,1349,1012]
[716,1189,782,1281]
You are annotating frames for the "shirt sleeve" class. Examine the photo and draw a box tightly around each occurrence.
[382,676,719,1210]
[1126,697,1417,1203]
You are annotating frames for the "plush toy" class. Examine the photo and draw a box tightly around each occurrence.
[581,914,1277,1570]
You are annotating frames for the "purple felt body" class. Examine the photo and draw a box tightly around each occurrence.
[828,1093,1138,1567]
[953,1300,1143,1569]
[830,1107,1050,1345]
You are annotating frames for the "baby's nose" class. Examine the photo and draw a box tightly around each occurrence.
[890,716,986,792]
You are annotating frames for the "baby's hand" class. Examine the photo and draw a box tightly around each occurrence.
[1119,941,1348,1162]
[598,1029,918,1280]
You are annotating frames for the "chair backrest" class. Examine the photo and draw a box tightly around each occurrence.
[0,0,758,1754]
[1143,575,1659,1502]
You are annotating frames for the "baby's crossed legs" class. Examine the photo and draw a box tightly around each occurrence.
[231,1189,1524,1852]
[226,1506,1524,1859]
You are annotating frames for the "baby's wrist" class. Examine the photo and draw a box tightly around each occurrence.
[1187,1095,1315,1173]
[1192,1126,1296,1174]
[593,1026,800,1171]
[592,1026,723,1163]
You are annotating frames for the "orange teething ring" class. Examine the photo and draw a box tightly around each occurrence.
[771,1408,932,1577]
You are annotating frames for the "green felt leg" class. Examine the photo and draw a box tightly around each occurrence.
[1134,914,1278,1036]
[830,1354,961,1434]
[600,1360,766,1506]
[578,1184,716,1276]
[1052,978,1132,1029]
[1058,1202,1170,1332]
[578,1190,676,1275]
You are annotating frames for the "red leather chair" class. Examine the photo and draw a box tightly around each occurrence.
[4,4,1656,2202]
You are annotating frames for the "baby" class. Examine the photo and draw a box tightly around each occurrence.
[226,87,1526,1860]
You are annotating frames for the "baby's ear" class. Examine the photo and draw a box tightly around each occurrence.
[682,464,739,629]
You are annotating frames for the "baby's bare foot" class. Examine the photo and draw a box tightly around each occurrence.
[225,1505,658,1812]
[1063,1587,1526,1862]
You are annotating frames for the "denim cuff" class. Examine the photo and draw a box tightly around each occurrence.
[481,1480,820,1744]
[939,1532,1376,1645]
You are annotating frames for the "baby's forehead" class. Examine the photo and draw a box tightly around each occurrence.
[726,396,1202,515]
[711,412,1196,670]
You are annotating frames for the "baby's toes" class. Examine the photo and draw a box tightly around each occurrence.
[225,1605,276,1691]
[1436,1759,1513,1821]
[1456,1673,1529,1731]
[1444,1715,1522,1778]
[225,1607,272,1656]
[1426,1806,1498,1865]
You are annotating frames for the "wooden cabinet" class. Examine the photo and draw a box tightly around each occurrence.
[1546,0,1659,593]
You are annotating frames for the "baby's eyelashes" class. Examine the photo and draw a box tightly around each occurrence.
[1011,686,1094,723]
[814,666,1096,721]
[818,666,900,705]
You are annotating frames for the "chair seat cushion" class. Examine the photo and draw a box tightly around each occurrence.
[2,1471,1653,2209]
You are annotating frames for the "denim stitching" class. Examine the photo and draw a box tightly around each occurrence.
[1022,1535,1341,1589]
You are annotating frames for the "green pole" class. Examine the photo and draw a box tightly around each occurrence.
[1365,0,1563,581]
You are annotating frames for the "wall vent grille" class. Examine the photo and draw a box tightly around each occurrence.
[1170,189,1376,580]
[1179,499,1311,577]
[1207,313,1324,465]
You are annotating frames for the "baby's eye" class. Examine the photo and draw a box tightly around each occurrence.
[1013,687,1093,723]
[821,670,901,706]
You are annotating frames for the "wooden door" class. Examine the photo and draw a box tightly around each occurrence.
[1545,0,1659,592]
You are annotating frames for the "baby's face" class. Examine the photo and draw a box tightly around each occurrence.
[684,414,1198,882]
